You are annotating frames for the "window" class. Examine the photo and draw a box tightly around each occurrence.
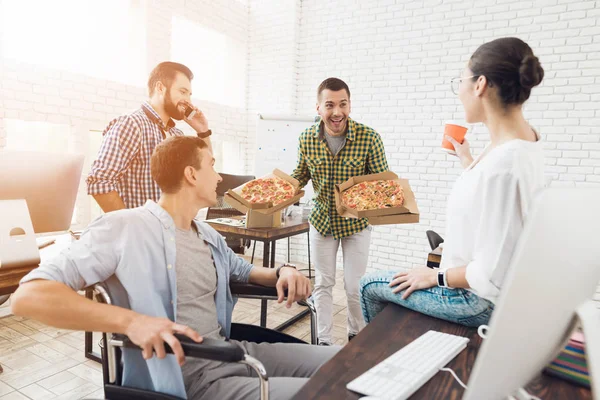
[212,139,244,175]
[1,0,146,87]
[4,119,73,154]
[171,17,246,108]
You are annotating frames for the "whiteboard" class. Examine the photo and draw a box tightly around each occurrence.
[254,114,317,204]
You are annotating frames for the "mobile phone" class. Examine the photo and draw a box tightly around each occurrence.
[182,103,197,120]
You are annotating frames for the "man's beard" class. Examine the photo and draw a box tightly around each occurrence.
[164,90,184,121]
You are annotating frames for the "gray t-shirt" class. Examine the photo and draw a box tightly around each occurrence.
[322,124,346,156]
[175,227,227,392]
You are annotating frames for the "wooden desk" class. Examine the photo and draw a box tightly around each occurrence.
[293,304,591,400]
[0,264,38,296]
[206,215,312,331]
[0,236,69,296]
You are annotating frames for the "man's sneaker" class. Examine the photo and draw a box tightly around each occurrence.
[318,340,332,346]
[348,334,357,341]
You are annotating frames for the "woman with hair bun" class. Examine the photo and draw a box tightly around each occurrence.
[360,37,546,327]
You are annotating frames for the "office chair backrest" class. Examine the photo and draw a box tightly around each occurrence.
[217,173,256,196]
[426,230,444,250]
[207,173,256,221]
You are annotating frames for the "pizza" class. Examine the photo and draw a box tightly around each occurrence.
[241,177,296,205]
[341,180,404,211]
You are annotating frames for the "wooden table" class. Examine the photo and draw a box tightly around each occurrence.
[1,235,73,296]
[293,304,591,399]
[206,214,312,331]
[0,264,38,296]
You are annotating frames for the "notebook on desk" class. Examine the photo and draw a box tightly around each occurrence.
[205,218,246,228]
[0,199,40,268]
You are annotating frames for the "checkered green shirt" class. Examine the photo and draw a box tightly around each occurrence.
[292,118,389,239]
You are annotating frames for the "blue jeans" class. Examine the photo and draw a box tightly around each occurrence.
[359,270,494,327]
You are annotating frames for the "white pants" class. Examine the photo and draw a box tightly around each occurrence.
[309,224,371,344]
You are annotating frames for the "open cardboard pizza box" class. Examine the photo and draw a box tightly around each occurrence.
[225,169,304,216]
[334,171,420,225]
[222,192,283,228]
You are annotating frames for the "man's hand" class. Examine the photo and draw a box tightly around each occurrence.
[181,100,209,134]
[276,268,313,308]
[445,135,474,169]
[389,267,437,300]
[125,314,202,366]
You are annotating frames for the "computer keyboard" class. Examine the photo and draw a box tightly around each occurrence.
[346,330,469,400]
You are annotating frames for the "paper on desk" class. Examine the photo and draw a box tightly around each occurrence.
[206,218,246,228]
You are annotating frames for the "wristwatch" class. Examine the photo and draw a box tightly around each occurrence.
[437,270,449,288]
[197,129,212,139]
[276,263,297,279]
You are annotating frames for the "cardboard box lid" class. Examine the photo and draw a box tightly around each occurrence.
[225,169,304,215]
[223,193,249,214]
[335,171,420,219]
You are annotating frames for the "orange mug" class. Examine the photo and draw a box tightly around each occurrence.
[442,122,468,154]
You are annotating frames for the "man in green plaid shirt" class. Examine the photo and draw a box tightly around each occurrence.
[291,78,389,345]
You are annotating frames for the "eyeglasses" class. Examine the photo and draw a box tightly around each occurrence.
[450,75,477,95]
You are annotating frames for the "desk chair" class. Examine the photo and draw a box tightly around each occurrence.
[206,173,255,256]
[425,230,444,250]
[91,276,317,400]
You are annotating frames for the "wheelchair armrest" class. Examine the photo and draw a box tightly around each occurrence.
[114,333,245,363]
[230,282,286,298]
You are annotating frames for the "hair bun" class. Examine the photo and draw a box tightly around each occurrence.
[519,55,544,89]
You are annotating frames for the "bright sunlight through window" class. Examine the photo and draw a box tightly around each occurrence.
[171,17,246,109]
[1,0,146,87]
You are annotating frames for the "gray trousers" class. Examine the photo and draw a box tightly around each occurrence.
[190,341,340,400]
[310,225,372,343]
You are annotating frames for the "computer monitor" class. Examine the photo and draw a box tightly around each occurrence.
[0,151,84,233]
[464,187,600,400]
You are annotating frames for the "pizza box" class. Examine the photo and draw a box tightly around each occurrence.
[225,169,305,215]
[334,171,420,225]
[246,210,282,228]
[221,193,282,228]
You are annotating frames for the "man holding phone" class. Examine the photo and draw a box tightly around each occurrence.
[87,61,213,212]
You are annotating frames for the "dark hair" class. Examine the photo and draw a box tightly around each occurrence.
[148,62,194,96]
[469,37,544,106]
[151,136,207,193]
[317,77,351,100]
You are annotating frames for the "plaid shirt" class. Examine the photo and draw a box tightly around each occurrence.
[86,102,184,209]
[292,118,389,239]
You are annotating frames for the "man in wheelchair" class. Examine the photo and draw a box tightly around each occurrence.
[12,136,339,399]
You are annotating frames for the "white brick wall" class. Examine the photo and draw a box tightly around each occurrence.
[247,0,302,172]
[0,0,250,227]
[245,0,600,277]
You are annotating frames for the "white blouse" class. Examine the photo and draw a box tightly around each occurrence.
[440,132,545,303]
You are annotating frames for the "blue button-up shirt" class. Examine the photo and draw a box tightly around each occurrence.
[20,201,254,398]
